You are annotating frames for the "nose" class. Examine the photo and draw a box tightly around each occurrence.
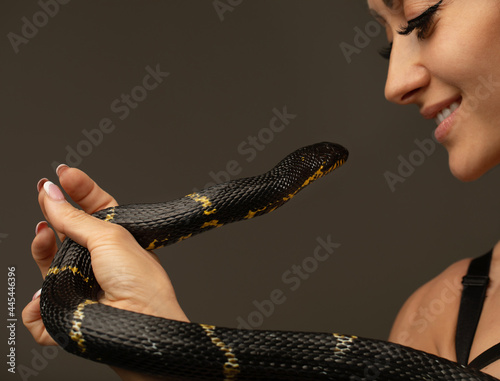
[384,39,431,105]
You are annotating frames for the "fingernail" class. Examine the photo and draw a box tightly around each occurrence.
[56,164,69,177]
[32,289,42,301]
[37,178,48,193]
[35,221,47,236]
[43,181,65,201]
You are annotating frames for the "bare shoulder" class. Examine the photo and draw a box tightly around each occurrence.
[389,257,471,356]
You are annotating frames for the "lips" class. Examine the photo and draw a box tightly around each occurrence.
[434,101,460,125]
[420,97,462,120]
[419,97,463,143]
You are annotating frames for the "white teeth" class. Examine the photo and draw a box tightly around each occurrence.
[449,102,460,112]
[434,101,460,125]
[442,108,452,119]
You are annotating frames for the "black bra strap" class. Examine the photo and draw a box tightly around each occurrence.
[468,342,500,370]
[455,250,493,366]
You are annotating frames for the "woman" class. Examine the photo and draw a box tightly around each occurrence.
[23,0,500,378]
[368,0,500,377]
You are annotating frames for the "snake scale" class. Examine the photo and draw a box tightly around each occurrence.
[40,142,498,380]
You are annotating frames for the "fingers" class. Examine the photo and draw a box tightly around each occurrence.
[40,181,125,253]
[37,165,118,242]
[28,166,120,349]
[32,222,58,278]
[22,294,57,346]
[56,165,118,214]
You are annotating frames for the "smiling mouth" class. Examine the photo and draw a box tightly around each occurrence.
[434,100,461,125]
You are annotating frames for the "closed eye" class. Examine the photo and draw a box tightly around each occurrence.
[398,0,442,39]
[378,0,443,60]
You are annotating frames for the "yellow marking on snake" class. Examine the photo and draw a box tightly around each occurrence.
[200,324,240,380]
[332,333,358,354]
[146,238,171,250]
[244,206,268,219]
[70,299,98,353]
[146,239,159,250]
[204,208,217,215]
[333,333,357,340]
[104,207,116,222]
[282,160,344,202]
[177,233,192,242]
[188,193,212,209]
[46,266,91,283]
[201,220,223,228]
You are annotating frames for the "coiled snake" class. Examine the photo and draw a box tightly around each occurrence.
[40,142,498,380]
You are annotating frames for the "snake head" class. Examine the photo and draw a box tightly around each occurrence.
[309,142,349,174]
[271,142,349,181]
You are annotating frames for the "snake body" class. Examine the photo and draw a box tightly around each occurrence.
[40,142,497,380]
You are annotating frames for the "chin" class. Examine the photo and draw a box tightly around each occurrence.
[450,166,482,182]
[448,150,497,182]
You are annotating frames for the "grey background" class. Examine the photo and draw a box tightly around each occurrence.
[1,1,499,380]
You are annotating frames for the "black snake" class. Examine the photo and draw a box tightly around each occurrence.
[40,142,498,380]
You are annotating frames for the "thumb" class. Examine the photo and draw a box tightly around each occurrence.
[41,181,115,250]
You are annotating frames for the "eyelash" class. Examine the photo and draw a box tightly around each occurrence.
[378,0,443,60]
[378,43,393,60]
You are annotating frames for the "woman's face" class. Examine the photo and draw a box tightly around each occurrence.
[367,0,500,181]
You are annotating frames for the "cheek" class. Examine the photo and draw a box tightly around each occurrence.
[429,31,488,88]
[428,13,500,181]
[430,7,500,121]
[429,2,500,87]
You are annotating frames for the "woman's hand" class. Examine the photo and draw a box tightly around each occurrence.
[22,165,188,380]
